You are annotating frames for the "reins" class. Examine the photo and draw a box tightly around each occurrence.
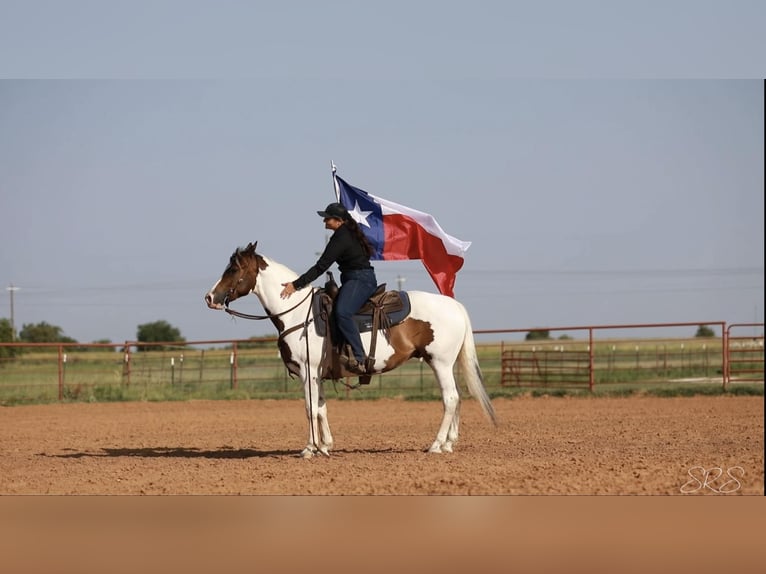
[223,288,314,321]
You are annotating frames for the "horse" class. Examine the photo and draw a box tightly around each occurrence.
[204,241,496,458]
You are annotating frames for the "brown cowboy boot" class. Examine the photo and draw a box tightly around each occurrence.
[339,354,367,374]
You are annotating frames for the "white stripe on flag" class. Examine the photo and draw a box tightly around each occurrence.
[370,193,472,257]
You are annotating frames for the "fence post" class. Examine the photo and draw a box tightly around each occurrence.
[230,342,239,390]
[722,323,729,391]
[229,352,234,389]
[233,342,238,390]
[123,342,131,386]
[588,329,594,392]
[58,345,64,401]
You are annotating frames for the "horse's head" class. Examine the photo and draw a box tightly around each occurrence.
[204,241,264,310]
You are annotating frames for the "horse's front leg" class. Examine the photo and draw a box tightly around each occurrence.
[316,380,334,454]
[300,375,332,458]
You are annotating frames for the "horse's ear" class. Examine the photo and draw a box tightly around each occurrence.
[247,241,257,253]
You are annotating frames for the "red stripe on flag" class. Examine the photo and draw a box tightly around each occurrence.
[380,213,465,297]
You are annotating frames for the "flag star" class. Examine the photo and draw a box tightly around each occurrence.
[348,201,373,228]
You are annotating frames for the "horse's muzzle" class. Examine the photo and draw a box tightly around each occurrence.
[204,292,223,310]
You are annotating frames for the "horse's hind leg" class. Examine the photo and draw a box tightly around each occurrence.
[445,402,460,452]
[428,363,460,454]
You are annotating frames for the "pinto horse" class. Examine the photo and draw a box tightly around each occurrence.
[204,242,496,457]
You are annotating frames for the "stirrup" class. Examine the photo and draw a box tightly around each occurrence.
[356,357,375,384]
[357,373,372,385]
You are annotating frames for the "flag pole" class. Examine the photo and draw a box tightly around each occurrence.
[330,161,340,202]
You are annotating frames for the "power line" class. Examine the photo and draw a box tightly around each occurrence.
[461,267,764,277]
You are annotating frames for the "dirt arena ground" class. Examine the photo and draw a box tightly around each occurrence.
[0,395,762,495]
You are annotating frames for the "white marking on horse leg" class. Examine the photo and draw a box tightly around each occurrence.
[303,376,322,457]
[316,400,331,455]
[429,364,460,453]
[444,403,460,452]
[300,446,315,459]
[316,382,334,454]
[428,441,443,454]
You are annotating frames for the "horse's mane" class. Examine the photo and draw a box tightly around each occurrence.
[250,251,298,280]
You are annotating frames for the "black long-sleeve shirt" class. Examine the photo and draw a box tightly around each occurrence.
[292,224,373,290]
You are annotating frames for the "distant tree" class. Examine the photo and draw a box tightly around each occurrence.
[0,318,20,359]
[695,325,716,338]
[0,318,12,342]
[525,329,551,341]
[72,338,115,353]
[558,334,573,340]
[18,321,77,344]
[136,320,185,351]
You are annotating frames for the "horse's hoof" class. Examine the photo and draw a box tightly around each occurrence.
[318,447,331,457]
[442,443,453,453]
[300,448,315,459]
[427,443,443,454]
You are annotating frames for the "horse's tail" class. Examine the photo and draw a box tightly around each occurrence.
[457,302,497,426]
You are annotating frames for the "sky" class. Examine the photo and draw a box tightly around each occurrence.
[0,1,764,345]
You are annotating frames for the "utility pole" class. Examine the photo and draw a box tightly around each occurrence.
[396,275,406,291]
[7,284,20,341]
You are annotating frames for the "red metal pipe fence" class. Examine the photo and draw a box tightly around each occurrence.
[725,323,765,385]
[0,321,762,402]
[475,321,740,391]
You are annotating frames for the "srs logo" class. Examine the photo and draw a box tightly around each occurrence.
[680,466,744,494]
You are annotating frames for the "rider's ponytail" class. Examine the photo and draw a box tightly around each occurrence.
[344,216,374,258]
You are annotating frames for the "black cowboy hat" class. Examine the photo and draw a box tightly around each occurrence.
[317,202,349,220]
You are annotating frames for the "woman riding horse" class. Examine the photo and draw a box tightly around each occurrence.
[205,241,496,456]
[279,202,377,376]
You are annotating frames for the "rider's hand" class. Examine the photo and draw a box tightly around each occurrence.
[280,282,296,299]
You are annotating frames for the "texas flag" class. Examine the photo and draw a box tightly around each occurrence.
[335,174,471,298]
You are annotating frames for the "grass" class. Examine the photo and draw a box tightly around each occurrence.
[0,338,762,406]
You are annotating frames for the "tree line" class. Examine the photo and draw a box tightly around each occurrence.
[0,318,185,356]
[0,318,276,358]
[523,325,718,341]
[1,317,721,347]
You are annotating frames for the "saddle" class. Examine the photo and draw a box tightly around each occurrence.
[313,272,411,382]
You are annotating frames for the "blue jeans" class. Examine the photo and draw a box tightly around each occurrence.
[335,269,378,362]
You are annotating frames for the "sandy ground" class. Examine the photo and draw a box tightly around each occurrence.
[0,395,762,495]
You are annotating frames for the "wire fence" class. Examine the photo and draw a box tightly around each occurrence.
[0,321,762,404]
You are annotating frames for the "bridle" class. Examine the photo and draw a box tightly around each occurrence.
[221,261,318,365]
[220,255,315,333]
